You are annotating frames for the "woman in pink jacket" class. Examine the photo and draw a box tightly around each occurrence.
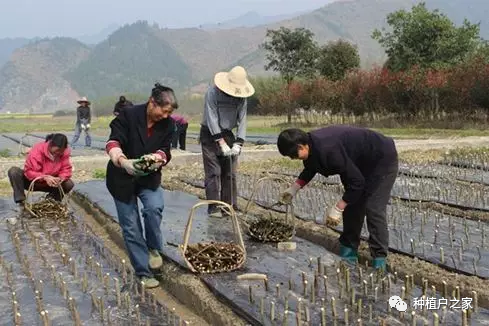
[7,133,74,211]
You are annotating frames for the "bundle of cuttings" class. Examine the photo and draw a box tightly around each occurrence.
[247,217,295,242]
[28,198,70,220]
[325,217,341,228]
[184,242,245,273]
[133,156,159,173]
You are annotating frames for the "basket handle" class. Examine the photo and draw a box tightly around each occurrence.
[25,175,66,207]
[180,200,246,261]
[242,175,294,224]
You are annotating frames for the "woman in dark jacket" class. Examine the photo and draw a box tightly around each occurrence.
[277,126,398,271]
[113,95,134,116]
[105,83,177,288]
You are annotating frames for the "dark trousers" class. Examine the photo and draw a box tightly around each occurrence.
[199,127,238,213]
[339,157,399,258]
[171,123,187,150]
[7,167,74,203]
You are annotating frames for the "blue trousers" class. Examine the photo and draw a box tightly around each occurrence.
[71,119,92,147]
[114,187,164,277]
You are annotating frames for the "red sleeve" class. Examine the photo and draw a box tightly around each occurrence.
[106,140,121,154]
[155,150,168,166]
[24,147,44,180]
[58,149,73,180]
[296,166,316,188]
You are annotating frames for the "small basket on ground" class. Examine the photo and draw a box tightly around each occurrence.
[243,176,296,243]
[180,200,247,274]
[25,175,70,220]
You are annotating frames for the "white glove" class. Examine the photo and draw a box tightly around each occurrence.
[219,142,232,156]
[325,205,344,226]
[81,124,86,131]
[120,158,139,176]
[108,147,124,167]
[86,123,91,130]
[231,143,242,156]
[279,183,301,204]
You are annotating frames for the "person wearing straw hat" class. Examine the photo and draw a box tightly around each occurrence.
[200,66,255,218]
[71,97,92,147]
[6,133,74,223]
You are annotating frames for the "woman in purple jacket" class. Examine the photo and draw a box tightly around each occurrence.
[276,126,398,271]
[170,113,188,150]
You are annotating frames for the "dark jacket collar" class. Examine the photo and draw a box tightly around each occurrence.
[135,103,149,144]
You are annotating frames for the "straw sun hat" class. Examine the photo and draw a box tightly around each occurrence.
[77,96,91,105]
[214,66,255,98]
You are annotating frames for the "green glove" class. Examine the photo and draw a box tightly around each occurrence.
[132,159,151,176]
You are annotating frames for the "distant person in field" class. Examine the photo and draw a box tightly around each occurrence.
[200,66,254,217]
[71,97,92,147]
[105,83,177,289]
[277,126,398,271]
[170,113,188,150]
[7,133,74,220]
[114,95,134,116]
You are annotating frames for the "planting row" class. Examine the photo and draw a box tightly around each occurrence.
[180,174,489,279]
[73,181,489,325]
[263,166,489,212]
[0,198,184,325]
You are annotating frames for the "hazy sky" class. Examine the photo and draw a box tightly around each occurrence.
[1,0,335,38]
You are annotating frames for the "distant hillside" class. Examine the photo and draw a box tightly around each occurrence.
[0,37,90,113]
[1,0,489,112]
[0,37,35,69]
[159,0,489,81]
[75,23,121,45]
[65,21,192,100]
[199,10,307,30]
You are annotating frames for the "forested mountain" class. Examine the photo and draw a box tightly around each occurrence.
[65,21,192,100]
[0,37,90,112]
[1,0,488,112]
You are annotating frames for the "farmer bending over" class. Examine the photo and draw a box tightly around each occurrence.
[7,133,74,215]
[105,83,176,288]
[277,126,398,270]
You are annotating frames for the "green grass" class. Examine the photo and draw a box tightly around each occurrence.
[0,149,12,157]
[2,113,489,139]
[0,115,114,133]
[92,169,106,179]
[186,115,489,139]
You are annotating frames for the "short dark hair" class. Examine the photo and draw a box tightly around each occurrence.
[277,128,309,158]
[151,83,178,109]
[45,133,68,149]
[119,95,126,102]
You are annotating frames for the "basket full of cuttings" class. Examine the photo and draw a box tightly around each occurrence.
[24,176,71,220]
[247,202,295,242]
[180,200,247,274]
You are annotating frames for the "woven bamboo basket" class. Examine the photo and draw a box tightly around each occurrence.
[25,175,69,219]
[180,200,247,274]
[243,175,296,243]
